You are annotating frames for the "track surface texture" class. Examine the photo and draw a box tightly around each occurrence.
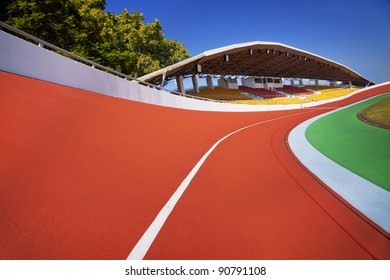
[0,71,389,259]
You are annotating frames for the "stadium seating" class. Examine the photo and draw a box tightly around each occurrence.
[187,87,252,100]
[304,86,343,92]
[232,97,309,105]
[238,86,285,99]
[277,86,312,96]
[307,88,358,101]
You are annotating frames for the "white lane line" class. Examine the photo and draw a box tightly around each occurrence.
[127,112,308,260]
[288,94,390,233]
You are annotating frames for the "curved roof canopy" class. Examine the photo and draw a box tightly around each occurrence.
[139,41,373,86]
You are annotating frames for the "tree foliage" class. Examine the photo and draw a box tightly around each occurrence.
[4,0,190,77]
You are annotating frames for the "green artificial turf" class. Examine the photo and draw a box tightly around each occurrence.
[305,93,390,191]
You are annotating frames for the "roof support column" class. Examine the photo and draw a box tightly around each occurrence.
[290,78,295,86]
[192,75,199,93]
[315,79,319,87]
[176,75,185,94]
[160,71,166,89]
[299,79,304,87]
[206,75,214,90]
[349,81,352,88]
[264,78,270,90]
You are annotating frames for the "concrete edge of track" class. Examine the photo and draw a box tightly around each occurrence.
[288,92,390,233]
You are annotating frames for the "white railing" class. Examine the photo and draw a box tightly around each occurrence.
[0,21,221,103]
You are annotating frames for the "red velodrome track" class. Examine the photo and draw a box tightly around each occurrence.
[0,71,389,260]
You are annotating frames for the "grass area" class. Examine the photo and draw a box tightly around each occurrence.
[305,93,390,191]
[362,95,390,128]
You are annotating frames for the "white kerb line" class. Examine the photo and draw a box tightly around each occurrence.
[127,112,309,260]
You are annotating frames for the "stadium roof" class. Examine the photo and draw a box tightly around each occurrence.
[139,41,373,86]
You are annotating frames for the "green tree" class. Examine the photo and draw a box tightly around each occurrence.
[109,10,189,77]
[0,0,13,21]
[5,0,80,49]
[70,0,107,63]
[3,0,190,78]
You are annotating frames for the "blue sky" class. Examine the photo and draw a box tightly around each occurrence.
[105,0,390,83]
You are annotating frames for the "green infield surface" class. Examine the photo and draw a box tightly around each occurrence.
[305,93,390,192]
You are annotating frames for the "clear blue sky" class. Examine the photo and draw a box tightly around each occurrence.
[105,0,390,84]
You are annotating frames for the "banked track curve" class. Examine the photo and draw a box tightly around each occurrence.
[0,71,389,259]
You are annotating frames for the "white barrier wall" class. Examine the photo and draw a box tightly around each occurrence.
[0,31,364,112]
[242,77,265,88]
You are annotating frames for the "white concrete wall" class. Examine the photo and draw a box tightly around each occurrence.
[273,80,283,88]
[217,78,227,89]
[264,77,283,89]
[241,77,253,87]
[0,31,366,112]
[242,77,265,88]
[218,78,239,90]
[226,78,239,89]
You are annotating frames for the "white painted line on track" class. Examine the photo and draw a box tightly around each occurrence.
[288,93,390,233]
[127,112,308,260]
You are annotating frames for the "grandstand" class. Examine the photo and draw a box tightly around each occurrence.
[238,85,285,99]
[305,86,341,92]
[187,87,251,101]
[308,88,358,101]
[232,97,309,105]
[188,84,357,103]
[277,85,313,96]
[188,83,359,104]
[140,42,373,100]
[188,84,357,104]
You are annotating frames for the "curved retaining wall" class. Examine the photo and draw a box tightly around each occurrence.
[0,30,369,112]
